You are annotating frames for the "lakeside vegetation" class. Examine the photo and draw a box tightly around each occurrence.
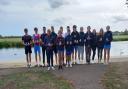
[0,35,128,48]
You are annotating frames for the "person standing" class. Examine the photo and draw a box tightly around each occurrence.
[85,26,93,64]
[71,25,79,64]
[78,27,85,64]
[65,26,73,67]
[22,28,32,68]
[91,29,97,63]
[97,28,104,63]
[59,26,65,65]
[41,27,47,67]
[44,29,55,70]
[51,26,58,65]
[103,25,113,65]
[56,30,65,70]
[33,27,42,67]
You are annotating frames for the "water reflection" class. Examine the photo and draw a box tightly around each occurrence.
[0,41,128,62]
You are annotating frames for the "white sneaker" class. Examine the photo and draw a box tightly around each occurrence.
[66,65,68,67]
[51,67,55,70]
[70,64,72,67]
[77,60,80,64]
[47,67,50,71]
[92,60,95,64]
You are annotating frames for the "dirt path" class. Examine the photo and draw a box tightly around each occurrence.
[52,64,107,89]
[0,64,107,89]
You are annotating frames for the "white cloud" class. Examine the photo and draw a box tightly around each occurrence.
[0,0,128,35]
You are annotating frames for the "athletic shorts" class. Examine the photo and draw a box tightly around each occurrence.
[66,51,72,55]
[25,46,32,54]
[66,55,71,61]
[53,46,57,54]
[34,45,41,54]
[104,45,111,49]
[57,48,64,53]
[73,45,78,52]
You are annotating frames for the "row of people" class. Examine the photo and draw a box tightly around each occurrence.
[22,25,113,70]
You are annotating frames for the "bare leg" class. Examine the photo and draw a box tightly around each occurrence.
[72,52,74,64]
[104,49,106,64]
[39,53,41,65]
[26,54,29,65]
[107,49,110,64]
[35,53,38,65]
[29,53,31,64]
[55,53,58,65]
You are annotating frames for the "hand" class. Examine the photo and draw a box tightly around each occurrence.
[67,42,69,45]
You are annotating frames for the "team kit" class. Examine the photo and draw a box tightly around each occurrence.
[22,25,113,70]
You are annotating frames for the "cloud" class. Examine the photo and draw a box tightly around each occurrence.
[112,15,128,22]
[47,0,69,9]
[0,0,10,6]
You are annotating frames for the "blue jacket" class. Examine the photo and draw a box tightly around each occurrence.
[41,33,47,46]
[91,33,97,47]
[44,35,54,50]
[104,31,113,45]
[71,31,79,46]
[65,34,73,52]
[51,32,57,46]
[56,36,65,51]
[78,32,85,46]
[85,32,93,47]
[97,35,104,48]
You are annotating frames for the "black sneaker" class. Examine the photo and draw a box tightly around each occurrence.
[34,64,38,67]
[60,65,63,70]
[58,65,60,70]
[39,65,43,67]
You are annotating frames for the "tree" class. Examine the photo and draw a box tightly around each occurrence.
[0,35,2,38]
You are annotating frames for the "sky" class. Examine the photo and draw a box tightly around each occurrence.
[0,0,128,36]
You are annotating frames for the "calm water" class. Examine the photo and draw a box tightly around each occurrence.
[0,41,128,63]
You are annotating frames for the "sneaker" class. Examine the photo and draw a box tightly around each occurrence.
[60,66,63,70]
[27,64,30,68]
[39,65,43,67]
[92,60,95,64]
[47,67,50,71]
[70,64,72,67]
[66,64,68,67]
[77,60,80,64]
[34,64,38,67]
[58,66,60,70]
[51,67,55,70]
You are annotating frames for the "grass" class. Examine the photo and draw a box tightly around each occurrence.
[102,62,128,89]
[0,38,23,48]
[0,68,74,89]
[113,35,128,41]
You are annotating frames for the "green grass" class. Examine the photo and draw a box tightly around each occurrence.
[113,35,128,41]
[0,69,74,89]
[0,38,23,48]
[102,63,128,89]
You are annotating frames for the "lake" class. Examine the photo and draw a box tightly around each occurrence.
[0,41,128,63]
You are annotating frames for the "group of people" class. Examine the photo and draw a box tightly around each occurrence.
[22,25,113,70]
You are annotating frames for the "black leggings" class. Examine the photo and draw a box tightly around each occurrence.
[92,46,96,60]
[85,46,91,63]
[42,46,46,64]
[97,47,103,61]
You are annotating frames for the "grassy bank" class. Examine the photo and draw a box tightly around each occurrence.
[0,35,128,48]
[113,35,128,41]
[0,68,73,89]
[0,38,23,48]
[102,62,128,89]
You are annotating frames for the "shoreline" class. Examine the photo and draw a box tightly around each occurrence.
[0,57,128,68]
